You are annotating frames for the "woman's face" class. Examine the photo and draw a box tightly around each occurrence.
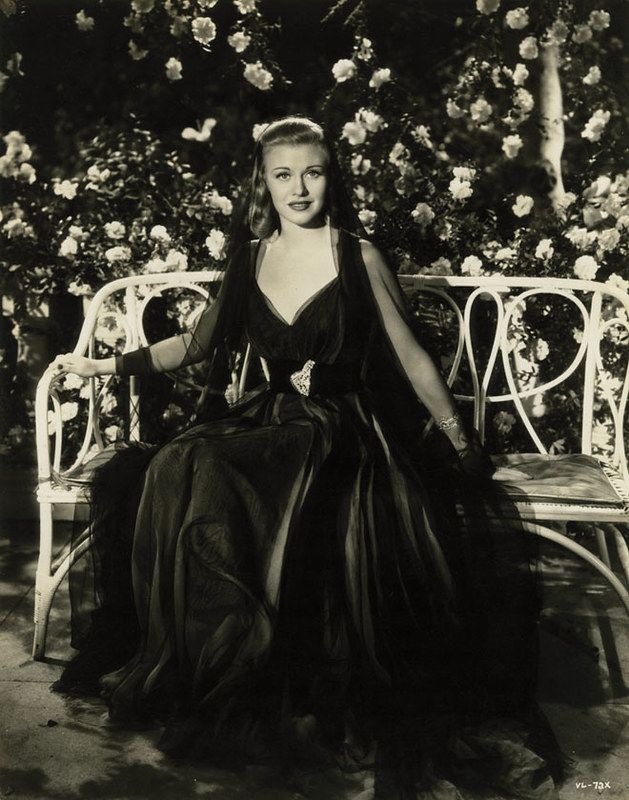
[263,142,329,229]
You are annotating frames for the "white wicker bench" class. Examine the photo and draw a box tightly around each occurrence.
[33,272,629,660]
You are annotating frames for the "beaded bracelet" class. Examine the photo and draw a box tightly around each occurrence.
[436,413,463,431]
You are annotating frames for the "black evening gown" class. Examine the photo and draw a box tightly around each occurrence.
[57,229,561,799]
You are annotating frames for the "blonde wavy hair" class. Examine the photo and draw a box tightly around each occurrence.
[248,116,344,240]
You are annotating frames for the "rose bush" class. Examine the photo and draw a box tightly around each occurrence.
[0,0,626,463]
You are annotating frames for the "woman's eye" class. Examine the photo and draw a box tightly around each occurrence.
[308,170,323,178]
[276,173,290,180]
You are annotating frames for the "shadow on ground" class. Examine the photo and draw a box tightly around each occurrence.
[1,520,627,799]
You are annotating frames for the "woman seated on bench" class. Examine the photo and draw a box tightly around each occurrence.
[52,115,562,798]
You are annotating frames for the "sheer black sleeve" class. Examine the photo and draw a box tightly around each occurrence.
[114,296,223,377]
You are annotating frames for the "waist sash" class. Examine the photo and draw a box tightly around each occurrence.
[267,359,361,397]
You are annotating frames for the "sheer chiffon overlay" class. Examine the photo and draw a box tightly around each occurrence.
[57,225,562,799]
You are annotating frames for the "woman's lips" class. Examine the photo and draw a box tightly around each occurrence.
[288,201,312,210]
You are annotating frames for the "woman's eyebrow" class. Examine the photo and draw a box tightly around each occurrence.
[271,164,326,171]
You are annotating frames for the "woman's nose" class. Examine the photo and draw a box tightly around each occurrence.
[292,176,308,196]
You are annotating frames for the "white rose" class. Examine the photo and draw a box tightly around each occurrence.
[145,257,168,273]
[583,66,602,85]
[461,255,483,276]
[252,122,267,141]
[495,247,516,261]
[149,224,171,243]
[104,221,126,240]
[105,245,132,263]
[411,125,432,149]
[60,402,79,422]
[505,7,528,29]
[564,226,597,249]
[411,202,435,227]
[356,108,384,132]
[476,0,500,14]
[205,228,226,260]
[350,154,371,175]
[534,238,554,259]
[18,162,36,183]
[573,255,599,280]
[535,338,549,361]
[494,410,516,435]
[606,273,629,293]
[129,40,148,61]
[597,228,620,252]
[388,142,409,165]
[104,425,121,441]
[446,98,464,118]
[581,109,610,143]
[243,61,273,91]
[573,24,593,44]
[519,36,538,59]
[512,194,534,217]
[132,0,154,11]
[164,248,188,271]
[165,57,183,81]
[452,166,476,181]
[358,209,376,231]
[470,96,492,123]
[428,257,452,276]
[356,37,373,61]
[369,67,391,89]
[502,134,523,159]
[341,120,367,147]
[512,63,529,86]
[191,17,217,45]
[234,0,256,12]
[615,215,629,230]
[589,10,610,30]
[547,19,569,45]
[531,394,546,418]
[53,179,78,199]
[208,190,233,216]
[75,10,95,31]
[449,177,473,201]
[63,373,85,391]
[69,225,87,240]
[513,87,534,112]
[227,31,251,53]
[181,117,216,142]
[332,58,356,83]
[59,236,78,257]
[68,280,93,296]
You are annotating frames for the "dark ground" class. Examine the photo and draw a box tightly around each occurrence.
[0,519,627,800]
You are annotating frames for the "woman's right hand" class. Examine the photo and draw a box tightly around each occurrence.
[51,353,99,378]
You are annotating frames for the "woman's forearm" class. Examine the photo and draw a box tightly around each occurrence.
[404,350,469,450]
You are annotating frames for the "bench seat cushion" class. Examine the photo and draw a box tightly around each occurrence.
[491,453,627,508]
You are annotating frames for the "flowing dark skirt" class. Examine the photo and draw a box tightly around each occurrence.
[57,384,562,799]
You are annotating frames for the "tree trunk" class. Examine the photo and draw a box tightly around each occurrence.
[539,42,566,212]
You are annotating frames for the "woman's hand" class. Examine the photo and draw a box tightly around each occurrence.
[439,422,495,483]
[51,353,99,378]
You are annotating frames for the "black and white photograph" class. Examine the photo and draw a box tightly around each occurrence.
[0,1,628,798]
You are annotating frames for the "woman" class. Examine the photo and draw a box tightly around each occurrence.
[52,116,560,798]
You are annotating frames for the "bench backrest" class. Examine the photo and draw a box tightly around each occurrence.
[37,271,629,484]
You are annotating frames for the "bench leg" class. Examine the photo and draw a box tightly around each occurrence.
[518,520,629,615]
[33,502,54,661]
[602,523,629,588]
[594,525,612,570]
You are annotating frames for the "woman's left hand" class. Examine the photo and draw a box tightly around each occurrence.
[452,429,495,482]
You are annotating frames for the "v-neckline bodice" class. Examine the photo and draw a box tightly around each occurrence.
[253,224,341,328]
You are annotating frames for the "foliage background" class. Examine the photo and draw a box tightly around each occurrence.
[0,0,627,465]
